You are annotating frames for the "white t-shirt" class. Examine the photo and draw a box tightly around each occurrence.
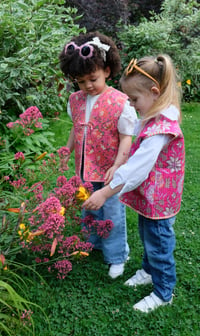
[67,93,137,135]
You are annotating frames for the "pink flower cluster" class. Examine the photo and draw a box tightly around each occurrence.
[14,152,25,161]
[96,219,114,238]
[82,215,114,239]
[37,196,62,220]
[33,196,65,239]
[7,106,43,136]
[18,173,112,279]
[56,175,67,187]
[20,309,33,327]
[58,235,93,256]
[54,175,85,208]
[57,146,70,158]
[49,259,72,280]
[40,213,65,239]
[9,177,26,189]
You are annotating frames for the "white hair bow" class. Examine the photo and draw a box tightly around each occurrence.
[88,37,110,61]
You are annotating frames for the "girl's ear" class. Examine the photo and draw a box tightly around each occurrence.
[105,66,111,78]
[151,86,160,98]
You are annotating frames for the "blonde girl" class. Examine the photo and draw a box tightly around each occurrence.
[83,54,185,313]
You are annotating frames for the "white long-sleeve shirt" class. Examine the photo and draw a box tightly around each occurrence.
[110,105,180,196]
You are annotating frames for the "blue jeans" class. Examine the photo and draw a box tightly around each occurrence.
[82,182,129,264]
[138,215,176,302]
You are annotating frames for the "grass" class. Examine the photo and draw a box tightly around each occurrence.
[19,103,200,335]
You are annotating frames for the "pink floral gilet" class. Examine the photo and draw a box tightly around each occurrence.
[70,87,128,181]
[121,115,185,219]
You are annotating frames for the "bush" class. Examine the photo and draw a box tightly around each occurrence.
[63,0,164,37]
[0,0,85,125]
[0,107,114,282]
[118,0,200,102]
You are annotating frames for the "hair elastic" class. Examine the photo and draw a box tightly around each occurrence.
[125,58,160,89]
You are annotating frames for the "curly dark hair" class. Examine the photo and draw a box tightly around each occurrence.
[59,31,121,79]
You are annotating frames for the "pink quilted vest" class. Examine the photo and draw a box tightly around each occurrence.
[121,114,185,219]
[70,87,128,181]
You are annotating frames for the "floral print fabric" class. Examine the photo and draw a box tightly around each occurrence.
[121,115,185,219]
[70,87,128,181]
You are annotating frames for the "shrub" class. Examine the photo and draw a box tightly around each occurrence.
[0,0,85,125]
[0,107,114,280]
[0,106,56,182]
[63,0,164,37]
[118,0,200,102]
[1,153,113,279]
[64,0,129,37]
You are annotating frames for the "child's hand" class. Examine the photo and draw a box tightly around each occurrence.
[82,189,107,210]
[104,165,118,185]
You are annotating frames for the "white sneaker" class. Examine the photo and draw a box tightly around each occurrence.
[133,292,173,313]
[108,263,125,279]
[108,257,130,279]
[124,269,153,286]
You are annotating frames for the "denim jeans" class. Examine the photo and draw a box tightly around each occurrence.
[138,214,176,302]
[82,182,129,264]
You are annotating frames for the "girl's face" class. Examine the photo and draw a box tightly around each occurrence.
[75,67,110,96]
[121,77,160,117]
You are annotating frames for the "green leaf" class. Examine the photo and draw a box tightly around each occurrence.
[0,63,8,69]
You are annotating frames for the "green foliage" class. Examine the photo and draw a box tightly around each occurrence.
[118,0,200,102]
[0,107,56,180]
[0,262,50,336]
[0,0,85,121]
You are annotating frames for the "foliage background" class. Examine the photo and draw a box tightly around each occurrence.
[118,0,200,102]
[0,0,84,127]
[0,0,199,130]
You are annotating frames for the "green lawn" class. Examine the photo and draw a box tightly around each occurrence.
[26,103,200,335]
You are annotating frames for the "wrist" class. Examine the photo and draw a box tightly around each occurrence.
[101,185,113,199]
[113,162,120,169]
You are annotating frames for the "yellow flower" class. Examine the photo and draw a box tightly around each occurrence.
[59,207,65,216]
[18,223,28,237]
[76,186,90,201]
[186,79,191,85]
[19,223,26,230]
[35,152,47,161]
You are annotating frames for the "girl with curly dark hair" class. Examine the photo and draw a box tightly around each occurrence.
[59,31,137,278]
